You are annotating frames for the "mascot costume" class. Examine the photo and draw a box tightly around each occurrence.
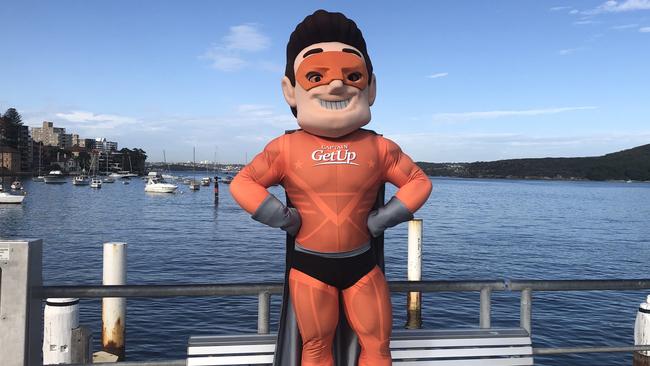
[231,10,432,366]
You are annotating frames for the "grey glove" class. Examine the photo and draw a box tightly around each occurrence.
[252,194,302,236]
[367,197,414,238]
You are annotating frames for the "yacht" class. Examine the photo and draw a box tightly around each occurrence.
[32,176,45,182]
[44,170,67,184]
[90,178,102,188]
[201,177,211,186]
[103,176,116,183]
[0,190,25,204]
[144,174,178,193]
[221,175,234,184]
[73,172,90,186]
[10,180,23,190]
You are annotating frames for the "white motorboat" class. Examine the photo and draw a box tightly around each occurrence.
[144,175,177,193]
[0,191,25,204]
[90,178,102,188]
[11,180,23,190]
[103,176,115,183]
[221,175,234,184]
[33,176,45,182]
[44,170,67,184]
[201,177,211,186]
[189,181,200,191]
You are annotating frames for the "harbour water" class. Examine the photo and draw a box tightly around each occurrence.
[1,176,649,365]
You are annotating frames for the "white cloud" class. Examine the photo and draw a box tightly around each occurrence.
[640,26,650,32]
[611,23,639,29]
[56,111,136,124]
[427,72,449,79]
[559,48,579,55]
[431,106,597,123]
[223,24,270,52]
[201,24,271,72]
[550,6,572,11]
[584,0,650,14]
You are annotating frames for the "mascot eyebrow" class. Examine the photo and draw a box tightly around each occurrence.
[302,47,363,59]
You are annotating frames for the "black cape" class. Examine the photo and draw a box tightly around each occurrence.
[273,185,386,366]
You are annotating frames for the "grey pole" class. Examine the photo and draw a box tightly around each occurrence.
[520,288,532,335]
[0,239,43,366]
[480,287,492,329]
[258,291,271,334]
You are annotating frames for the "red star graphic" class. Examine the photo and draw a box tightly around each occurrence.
[294,160,304,169]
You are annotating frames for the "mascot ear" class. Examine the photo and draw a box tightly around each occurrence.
[281,76,297,107]
[368,74,377,106]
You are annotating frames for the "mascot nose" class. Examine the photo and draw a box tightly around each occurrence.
[328,79,346,94]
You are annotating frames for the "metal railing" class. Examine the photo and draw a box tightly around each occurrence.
[36,279,650,336]
[5,240,650,366]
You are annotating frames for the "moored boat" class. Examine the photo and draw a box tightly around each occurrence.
[11,180,23,190]
[0,191,25,204]
[44,170,67,184]
[145,173,178,193]
[73,173,90,186]
[90,178,102,188]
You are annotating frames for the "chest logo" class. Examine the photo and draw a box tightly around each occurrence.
[311,144,359,166]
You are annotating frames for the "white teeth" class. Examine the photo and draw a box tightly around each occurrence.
[319,99,350,110]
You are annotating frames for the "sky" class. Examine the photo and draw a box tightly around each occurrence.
[2,0,649,163]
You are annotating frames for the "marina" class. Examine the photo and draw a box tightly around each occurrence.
[1,177,649,365]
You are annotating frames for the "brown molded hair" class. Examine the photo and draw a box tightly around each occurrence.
[285,10,373,117]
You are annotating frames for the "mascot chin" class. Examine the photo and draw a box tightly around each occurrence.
[231,10,432,366]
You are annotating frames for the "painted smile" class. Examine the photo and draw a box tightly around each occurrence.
[318,98,351,110]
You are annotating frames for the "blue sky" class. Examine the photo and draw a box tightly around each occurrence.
[2,1,649,163]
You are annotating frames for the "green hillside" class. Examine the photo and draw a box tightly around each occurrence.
[417,144,650,181]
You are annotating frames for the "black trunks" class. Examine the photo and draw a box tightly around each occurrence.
[291,247,377,290]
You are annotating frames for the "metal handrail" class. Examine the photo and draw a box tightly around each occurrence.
[37,279,650,298]
[36,279,650,335]
[36,279,650,365]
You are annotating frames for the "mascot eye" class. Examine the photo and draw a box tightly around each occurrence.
[307,72,323,83]
[347,72,362,82]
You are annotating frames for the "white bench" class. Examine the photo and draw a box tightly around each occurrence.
[187,327,533,366]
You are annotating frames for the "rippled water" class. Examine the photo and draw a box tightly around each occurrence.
[1,176,649,365]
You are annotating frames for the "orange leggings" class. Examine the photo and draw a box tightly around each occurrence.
[289,266,392,366]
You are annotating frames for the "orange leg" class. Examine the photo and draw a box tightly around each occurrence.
[289,269,339,366]
[342,266,392,366]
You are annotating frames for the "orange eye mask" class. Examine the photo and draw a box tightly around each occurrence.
[296,51,368,91]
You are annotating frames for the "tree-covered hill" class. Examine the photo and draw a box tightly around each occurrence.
[417,144,650,181]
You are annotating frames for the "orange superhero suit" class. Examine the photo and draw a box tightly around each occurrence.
[231,128,432,365]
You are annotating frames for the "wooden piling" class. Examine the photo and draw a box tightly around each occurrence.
[214,176,219,204]
[102,242,126,360]
[405,219,423,329]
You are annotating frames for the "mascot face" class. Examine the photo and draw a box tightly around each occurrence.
[282,42,376,138]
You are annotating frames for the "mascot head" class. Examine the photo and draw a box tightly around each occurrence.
[282,10,376,138]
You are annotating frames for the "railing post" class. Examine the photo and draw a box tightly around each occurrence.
[520,288,532,335]
[480,287,492,328]
[102,242,126,360]
[406,219,423,329]
[258,291,270,334]
[0,239,43,366]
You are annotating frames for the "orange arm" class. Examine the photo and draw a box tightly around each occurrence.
[381,137,432,213]
[230,136,285,214]
[230,136,301,235]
